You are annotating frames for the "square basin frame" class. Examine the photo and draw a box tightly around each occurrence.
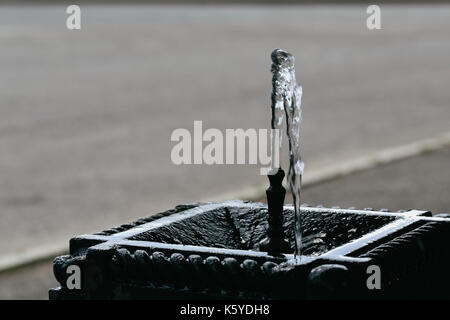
[50,200,450,299]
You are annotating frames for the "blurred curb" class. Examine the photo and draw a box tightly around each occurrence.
[206,131,450,202]
[0,243,67,274]
[1,131,450,274]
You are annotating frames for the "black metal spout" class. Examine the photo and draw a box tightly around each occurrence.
[257,168,291,256]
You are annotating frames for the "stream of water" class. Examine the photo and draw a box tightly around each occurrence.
[270,49,304,261]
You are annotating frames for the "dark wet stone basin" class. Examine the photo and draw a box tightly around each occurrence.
[129,206,396,256]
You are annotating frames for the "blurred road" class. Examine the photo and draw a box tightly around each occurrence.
[1,5,450,263]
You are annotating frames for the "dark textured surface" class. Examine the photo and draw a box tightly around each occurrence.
[130,208,245,250]
[95,203,199,236]
[130,206,395,256]
[234,207,396,255]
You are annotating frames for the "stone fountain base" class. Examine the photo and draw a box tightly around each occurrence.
[49,201,450,299]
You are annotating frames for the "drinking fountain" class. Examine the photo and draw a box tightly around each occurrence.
[50,49,450,300]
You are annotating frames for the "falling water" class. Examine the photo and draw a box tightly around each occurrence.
[270,49,304,261]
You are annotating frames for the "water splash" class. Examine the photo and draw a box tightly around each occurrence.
[270,49,304,261]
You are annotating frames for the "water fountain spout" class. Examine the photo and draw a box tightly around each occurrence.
[257,168,290,256]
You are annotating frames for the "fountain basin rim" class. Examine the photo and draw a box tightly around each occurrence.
[105,200,429,241]
[69,200,434,263]
[52,201,450,300]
